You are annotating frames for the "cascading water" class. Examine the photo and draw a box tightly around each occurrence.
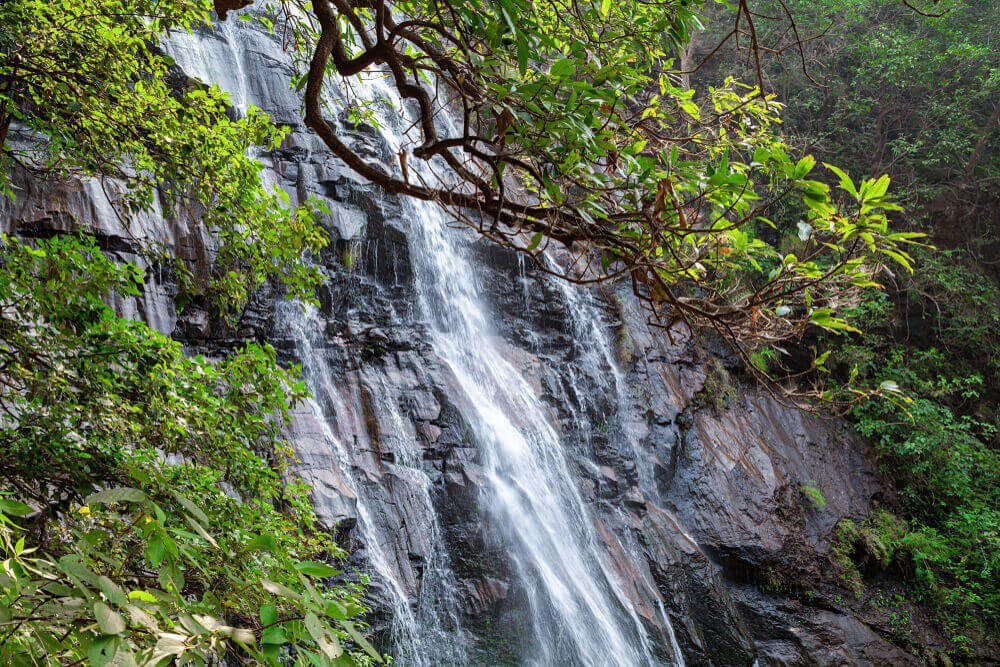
[164,13,683,664]
[550,278,687,666]
[344,71,670,664]
[277,307,469,665]
[407,207,656,666]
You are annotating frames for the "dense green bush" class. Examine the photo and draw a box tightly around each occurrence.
[0,235,383,664]
[836,249,1000,649]
[0,0,379,661]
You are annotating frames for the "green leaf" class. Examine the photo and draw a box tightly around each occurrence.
[86,487,146,506]
[0,499,33,516]
[294,561,341,578]
[324,599,347,620]
[87,635,119,666]
[127,589,158,604]
[262,625,287,645]
[679,99,700,120]
[527,232,544,250]
[168,489,209,526]
[98,576,129,607]
[146,536,167,567]
[549,58,576,78]
[58,554,101,587]
[824,163,859,200]
[305,612,343,659]
[516,30,529,76]
[863,174,890,201]
[95,601,126,635]
[793,155,816,179]
[247,533,278,552]
[339,619,383,662]
[496,0,528,76]
[260,603,278,626]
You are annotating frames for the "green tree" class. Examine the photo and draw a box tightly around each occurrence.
[746,0,1000,213]
[0,235,384,664]
[0,0,327,313]
[704,0,1000,653]
[0,0,383,663]
[270,0,920,399]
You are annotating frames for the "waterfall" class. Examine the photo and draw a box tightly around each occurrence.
[342,73,666,665]
[162,20,472,665]
[278,307,469,665]
[551,278,687,667]
[405,202,655,666]
[161,12,683,664]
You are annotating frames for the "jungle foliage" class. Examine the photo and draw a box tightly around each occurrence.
[709,0,1000,654]
[0,0,381,664]
[267,0,921,401]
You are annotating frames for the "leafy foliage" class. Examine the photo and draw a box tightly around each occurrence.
[723,0,1000,210]
[836,251,1000,649]
[0,235,384,664]
[0,0,328,313]
[0,488,378,665]
[271,0,920,398]
[0,0,388,662]
[0,235,307,501]
[702,0,1000,652]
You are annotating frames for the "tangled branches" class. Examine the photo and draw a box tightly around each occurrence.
[236,0,924,404]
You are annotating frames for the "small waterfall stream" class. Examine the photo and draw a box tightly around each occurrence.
[278,308,469,665]
[552,278,686,666]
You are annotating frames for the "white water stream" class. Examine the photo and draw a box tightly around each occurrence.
[349,70,670,664]
[164,14,684,665]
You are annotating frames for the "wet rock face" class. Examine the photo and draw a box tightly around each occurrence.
[1,13,924,666]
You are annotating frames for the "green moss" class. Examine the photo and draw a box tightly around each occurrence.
[831,510,911,597]
[749,346,777,374]
[760,566,793,595]
[800,482,827,510]
[698,357,737,414]
[831,519,864,596]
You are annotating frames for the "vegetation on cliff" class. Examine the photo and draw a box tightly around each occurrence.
[1,0,996,662]
[711,0,1000,656]
[0,0,379,663]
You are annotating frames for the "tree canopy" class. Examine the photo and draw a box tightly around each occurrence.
[267,0,923,402]
[1,0,327,313]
